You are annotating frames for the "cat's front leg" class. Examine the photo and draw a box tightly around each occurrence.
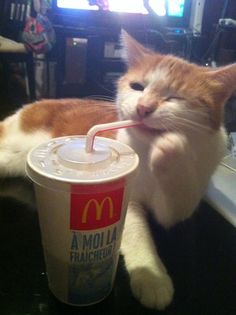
[121,201,174,310]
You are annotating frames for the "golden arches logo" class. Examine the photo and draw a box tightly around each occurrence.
[81,197,114,224]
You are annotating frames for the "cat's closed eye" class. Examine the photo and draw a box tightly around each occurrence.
[130,82,145,91]
[165,96,183,102]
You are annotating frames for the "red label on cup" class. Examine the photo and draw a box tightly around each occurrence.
[70,180,125,230]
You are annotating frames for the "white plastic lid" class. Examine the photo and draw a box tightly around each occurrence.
[26,136,139,190]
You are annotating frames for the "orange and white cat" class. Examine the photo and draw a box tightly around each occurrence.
[0,31,235,310]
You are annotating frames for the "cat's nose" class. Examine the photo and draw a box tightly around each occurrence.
[137,104,155,118]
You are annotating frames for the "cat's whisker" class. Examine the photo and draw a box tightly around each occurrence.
[166,122,183,135]
[175,108,209,117]
[164,120,182,134]
[82,105,118,115]
[173,118,211,133]
[164,109,209,129]
[84,95,115,102]
[178,117,211,130]
[161,110,211,133]
[93,81,116,94]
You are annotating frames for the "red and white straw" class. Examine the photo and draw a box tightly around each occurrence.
[85,120,142,153]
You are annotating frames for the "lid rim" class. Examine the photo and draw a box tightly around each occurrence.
[26,159,139,185]
[26,135,139,189]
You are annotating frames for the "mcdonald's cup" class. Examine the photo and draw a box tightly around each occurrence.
[26,136,139,306]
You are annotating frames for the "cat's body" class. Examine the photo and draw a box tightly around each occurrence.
[0,99,118,177]
[0,31,235,310]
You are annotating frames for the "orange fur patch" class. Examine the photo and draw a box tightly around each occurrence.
[20,99,119,138]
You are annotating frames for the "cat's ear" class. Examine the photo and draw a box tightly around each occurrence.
[120,30,155,67]
[209,63,236,99]
[206,64,236,129]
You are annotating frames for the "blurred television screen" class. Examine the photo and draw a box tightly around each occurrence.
[56,0,185,18]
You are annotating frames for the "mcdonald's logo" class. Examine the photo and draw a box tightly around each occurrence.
[70,181,125,230]
[82,197,114,224]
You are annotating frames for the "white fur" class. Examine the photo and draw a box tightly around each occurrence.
[117,65,227,309]
[118,124,226,309]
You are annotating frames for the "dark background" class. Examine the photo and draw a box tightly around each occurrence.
[1,0,236,104]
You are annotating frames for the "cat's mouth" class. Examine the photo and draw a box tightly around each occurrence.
[136,122,166,135]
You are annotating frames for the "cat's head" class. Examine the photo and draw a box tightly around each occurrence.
[117,30,236,135]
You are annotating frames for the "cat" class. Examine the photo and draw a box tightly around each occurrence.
[0,30,235,310]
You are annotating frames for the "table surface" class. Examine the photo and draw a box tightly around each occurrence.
[0,177,236,315]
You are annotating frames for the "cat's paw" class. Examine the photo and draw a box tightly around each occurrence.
[150,133,187,172]
[130,268,174,310]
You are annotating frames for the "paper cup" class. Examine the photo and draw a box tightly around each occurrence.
[26,136,139,306]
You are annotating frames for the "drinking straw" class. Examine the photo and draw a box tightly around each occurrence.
[85,120,142,153]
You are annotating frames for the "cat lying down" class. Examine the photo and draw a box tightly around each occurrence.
[0,31,235,310]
